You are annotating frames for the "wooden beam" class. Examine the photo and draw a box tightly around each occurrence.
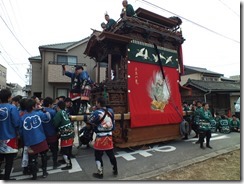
[97,62,100,83]
[69,113,131,121]
[108,54,112,81]
[70,111,191,122]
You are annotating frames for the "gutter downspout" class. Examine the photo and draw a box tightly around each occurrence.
[204,90,211,103]
[42,51,46,98]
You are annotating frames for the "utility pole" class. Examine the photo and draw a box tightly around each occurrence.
[25,65,32,85]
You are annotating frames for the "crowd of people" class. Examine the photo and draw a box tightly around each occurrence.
[0,90,117,180]
[181,100,240,149]
[0,90,240,180]
[0,91,76,180]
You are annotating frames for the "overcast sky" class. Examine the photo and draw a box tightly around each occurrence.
[0,0,241,87]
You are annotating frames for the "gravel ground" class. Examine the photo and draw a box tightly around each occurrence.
[148,149,240,181]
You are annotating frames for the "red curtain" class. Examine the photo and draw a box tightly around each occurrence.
[128,61,183,128]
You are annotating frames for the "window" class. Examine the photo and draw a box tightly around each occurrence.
[57,88,68,98]
[202,76,219,81]
[57,55,77,65]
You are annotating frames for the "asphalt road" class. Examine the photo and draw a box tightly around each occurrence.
[3,131,241,181]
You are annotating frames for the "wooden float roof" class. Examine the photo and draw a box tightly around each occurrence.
[135,7,181,28]
[84,7,183,58]
[84,31,132,58]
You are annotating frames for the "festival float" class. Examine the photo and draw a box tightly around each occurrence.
[71,7,188,148]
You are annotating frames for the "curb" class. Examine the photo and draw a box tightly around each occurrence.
[121,144,240,180]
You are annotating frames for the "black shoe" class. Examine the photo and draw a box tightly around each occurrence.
[93,173,103,179]
[206,145,213,149]
[32,173,37,180]
[70,154,76,158]
[195,140,200,144]
[42,171,48,178]
[23,168,31,175]
[58,159,66,164]
[77,145,81,149]
[113,170,118,175]
[53,162,62,169]
[200,145,205,149]
[61,165,72,170]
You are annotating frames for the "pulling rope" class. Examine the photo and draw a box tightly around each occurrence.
[153,43,183,121]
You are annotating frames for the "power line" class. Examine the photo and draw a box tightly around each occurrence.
[0,42,27,84]
[0,53,26,83]
[0,41,28,68]
[0,14,32,56]
[9,0,21,32]
[218,0,240,17]
[138,0,240,44]
[0,0,15,32]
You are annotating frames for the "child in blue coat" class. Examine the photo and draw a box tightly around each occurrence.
[20,98,50,180]
[0,89,21,180]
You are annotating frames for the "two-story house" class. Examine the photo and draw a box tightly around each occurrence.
[180,65,240,115]
[180,65,223,85]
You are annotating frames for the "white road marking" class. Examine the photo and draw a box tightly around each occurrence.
[152,145,176,152]
[10,158,82,180]
[8,133,232,179]
[210,135,230,141]
[69,158,82,173]
[115,133,230,161]
[116,151,136,160]
[115,145,175,161]
[184,133,227,143]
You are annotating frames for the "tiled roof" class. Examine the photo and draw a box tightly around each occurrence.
[220,76,238,82]
[39,41,80,50]
[28,55,41,60]
[39,41,78,50]
[39,37,90,50]
[184,79,240,92]
[184,65,223,76]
